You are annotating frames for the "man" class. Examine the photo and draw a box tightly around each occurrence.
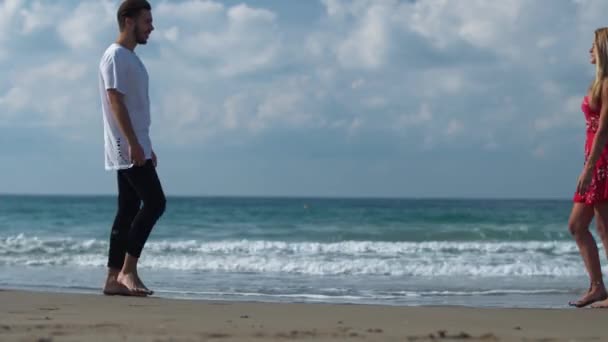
[99,0,165,296]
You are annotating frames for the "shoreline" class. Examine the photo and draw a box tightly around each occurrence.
[0,283,581,309]
[1,289,607,341]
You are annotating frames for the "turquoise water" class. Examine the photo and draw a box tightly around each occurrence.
[0,195,593,307]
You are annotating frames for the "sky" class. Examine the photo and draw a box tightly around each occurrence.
[0,0,605,198]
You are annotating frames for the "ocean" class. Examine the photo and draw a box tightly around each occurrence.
[0,195,594,308]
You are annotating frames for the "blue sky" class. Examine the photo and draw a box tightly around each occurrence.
[0,0,604,198]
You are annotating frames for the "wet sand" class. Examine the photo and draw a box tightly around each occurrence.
[0,289,606,341]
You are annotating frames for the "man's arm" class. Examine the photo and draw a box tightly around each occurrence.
[107,89,145,166]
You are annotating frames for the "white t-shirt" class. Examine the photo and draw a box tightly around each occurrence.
[99,43,152,170]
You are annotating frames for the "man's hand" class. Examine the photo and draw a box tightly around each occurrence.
[107,89,144,167]
[130,143,146,167]
[152,150,157,168]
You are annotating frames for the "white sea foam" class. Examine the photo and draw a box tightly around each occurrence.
[0,234,585,276]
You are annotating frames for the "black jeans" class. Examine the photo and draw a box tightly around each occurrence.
[107,160,166,270]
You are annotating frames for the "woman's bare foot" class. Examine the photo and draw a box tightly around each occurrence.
[103,274,147,297]
[117,271,153,295]
[569,286,607,308]
[590,297,608,308]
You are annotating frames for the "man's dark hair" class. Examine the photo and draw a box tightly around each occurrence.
[117,0,151,31]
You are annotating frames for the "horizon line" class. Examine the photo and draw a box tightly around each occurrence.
[0,193,572,201]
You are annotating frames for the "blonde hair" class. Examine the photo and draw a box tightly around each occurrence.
[591,27,608,103]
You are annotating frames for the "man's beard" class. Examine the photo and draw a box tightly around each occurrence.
[134,24,148,45]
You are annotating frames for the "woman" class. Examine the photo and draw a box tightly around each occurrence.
[569,27,608,308]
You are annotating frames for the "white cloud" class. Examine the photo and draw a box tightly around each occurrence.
[157,2,280,77]
[223,94,245,130]
[337,3,390,69]
[537,36,557,49]
[396,103,433,128]
[262,96,314,129]
[156,0,224,22]
[446,119,464,136]
[19,1,60,34]
[0,86,28,113]
[533,145,546,158]
[223,91,263,133]
[541,81,561,97]
[0,0,602,153]
[420,68,471,97]
[228,3,275,24]
[3,0,608,198]
[157,89,212,144]
[0,0,23,41]
[347,117,363,136]
[575,0,608,35]
[534,96,583,132]
[403,0,523,54]
[56,0,115,50]
[22,60,88,83]
[321,0,344,17]
[2,59,93,127]
[484,140,499,151]
[362,96,388,109]
[351,78,365,89]
[162,26,179,42]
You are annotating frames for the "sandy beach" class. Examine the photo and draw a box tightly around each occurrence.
[0,289,607,341]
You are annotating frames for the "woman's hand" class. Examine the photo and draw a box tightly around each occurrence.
[577,167,594,195]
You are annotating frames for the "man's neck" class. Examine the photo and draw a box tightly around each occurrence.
[116,35,137,51]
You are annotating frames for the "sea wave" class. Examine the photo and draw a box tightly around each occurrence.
[0,234,585,277]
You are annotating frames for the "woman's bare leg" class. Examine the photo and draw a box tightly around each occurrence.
[568,202,606,307]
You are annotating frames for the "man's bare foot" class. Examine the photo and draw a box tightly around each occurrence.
[569,287,607,308]
[103,276,147,297]
[134,274,154,295]
[117,272,154,295]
